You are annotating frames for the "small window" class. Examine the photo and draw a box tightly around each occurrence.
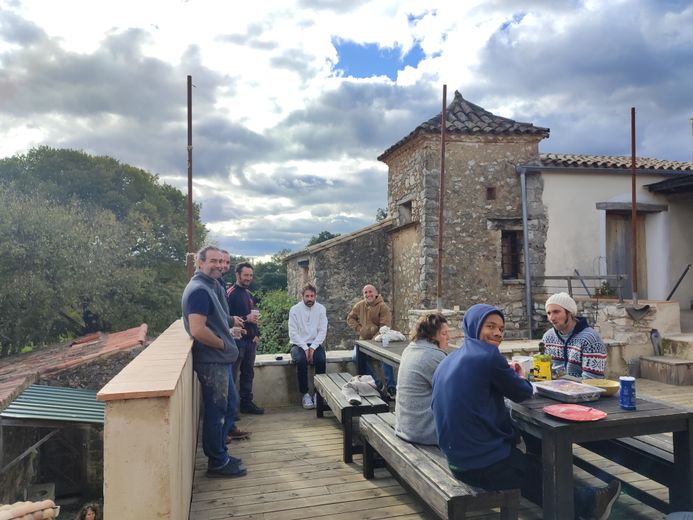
[486,187,496,200]
[398,200,412,225]
[501,230,524,279]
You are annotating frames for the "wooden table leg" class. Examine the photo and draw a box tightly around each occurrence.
[342,408,354,463]
[671,417,693,510]
[542,429,574,520]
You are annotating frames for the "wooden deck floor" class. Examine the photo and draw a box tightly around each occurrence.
[190,380,693,520]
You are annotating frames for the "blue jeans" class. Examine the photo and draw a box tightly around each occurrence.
[195,362,238,469]
[222,365,238,439]
[232,337,256,403]
[290,345,326,394]
[351,346,396,390]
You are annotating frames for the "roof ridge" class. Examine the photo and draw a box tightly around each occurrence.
[379,91,549,161]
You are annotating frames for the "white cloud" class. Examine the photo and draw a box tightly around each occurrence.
[1,0,692,256]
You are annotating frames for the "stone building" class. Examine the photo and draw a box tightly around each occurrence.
[285,91,693,347]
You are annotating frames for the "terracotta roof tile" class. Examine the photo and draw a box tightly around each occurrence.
[379,91,550,161]
[539,153,693,172]
[0,324,147,410]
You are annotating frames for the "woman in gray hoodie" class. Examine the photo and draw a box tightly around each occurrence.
[394,312,449,445]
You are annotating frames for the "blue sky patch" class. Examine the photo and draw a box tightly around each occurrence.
[333,39,425,80]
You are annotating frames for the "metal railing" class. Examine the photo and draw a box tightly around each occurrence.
[535,274,628,303]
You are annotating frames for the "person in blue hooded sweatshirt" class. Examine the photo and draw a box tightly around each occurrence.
[431,304,621,520]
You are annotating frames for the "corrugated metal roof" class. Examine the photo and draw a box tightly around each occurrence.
[1,384,104,424]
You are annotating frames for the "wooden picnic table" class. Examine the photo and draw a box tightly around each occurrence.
[354,338,538,372]
[509,393,693,520]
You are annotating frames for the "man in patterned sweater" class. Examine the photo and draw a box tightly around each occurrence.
[542,292,606,379]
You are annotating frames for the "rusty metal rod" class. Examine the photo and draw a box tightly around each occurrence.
[437,85,447,311]
[186,75,194,280]
[630,107,638,304]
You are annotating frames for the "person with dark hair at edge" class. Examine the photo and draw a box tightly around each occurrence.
[289,283,328,409]
[431,304,620,520]
[543,292,606,379]
[394,312,448,445]
[76,503,99,520]
[182,245,246,478]
[227,261,264,414]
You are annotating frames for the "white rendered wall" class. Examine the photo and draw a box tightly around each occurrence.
[541,171,668,298]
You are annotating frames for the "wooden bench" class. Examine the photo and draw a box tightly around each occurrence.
[576,433,675,513]
[360,412,520,520]
[313,372,389,463]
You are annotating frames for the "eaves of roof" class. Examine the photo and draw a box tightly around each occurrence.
[283,218,396,262]
[646,173,693,194]
[536,153,693,173]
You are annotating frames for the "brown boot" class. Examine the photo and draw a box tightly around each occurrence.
[226,426,251,443]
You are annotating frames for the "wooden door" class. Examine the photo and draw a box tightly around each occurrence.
[606,213,647,299]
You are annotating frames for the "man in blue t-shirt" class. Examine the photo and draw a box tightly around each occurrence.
[182,245,246,479]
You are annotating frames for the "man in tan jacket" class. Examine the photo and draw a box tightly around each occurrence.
[347,284,397,399]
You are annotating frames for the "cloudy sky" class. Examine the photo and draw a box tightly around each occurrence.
[1,0,692,257]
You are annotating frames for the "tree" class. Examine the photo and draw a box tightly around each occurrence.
[307,230,340,247]
[0,187,157,356]
[256,290,294,354]
[0,147,208,345]
[375,207,388,221]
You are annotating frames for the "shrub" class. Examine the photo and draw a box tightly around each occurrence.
[257,290,294,354]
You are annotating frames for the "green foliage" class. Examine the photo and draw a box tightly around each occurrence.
[594,281,617,298]
[256,290,294,354]
[375,207,388,221]
[0,187,154,355]
[0,147,208,355]
[307,230,340,247]
[223,249,290,294]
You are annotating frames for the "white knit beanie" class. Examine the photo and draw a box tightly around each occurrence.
[545,292,578,315]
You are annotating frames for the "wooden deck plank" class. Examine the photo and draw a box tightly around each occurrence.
[191,380,693,519]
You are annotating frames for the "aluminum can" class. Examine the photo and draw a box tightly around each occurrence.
[619,376,636,410]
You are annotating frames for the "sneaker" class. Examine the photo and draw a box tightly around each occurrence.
[206,460,247,479]
[302,393,315,409]
[387,387,397,400]
[240,400,265,415]
[590,479,621,520]
[226,426,251,442]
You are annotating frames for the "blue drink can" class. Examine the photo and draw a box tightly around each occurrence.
[619,376,636,410]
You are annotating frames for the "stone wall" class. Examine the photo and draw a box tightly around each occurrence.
[286,222,393,349]
[383,134,547,337]
[391,223,422,333]
[0,349,146,504]
[0,427,41,503]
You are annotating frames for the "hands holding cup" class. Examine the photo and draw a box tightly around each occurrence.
[247,308,260,324]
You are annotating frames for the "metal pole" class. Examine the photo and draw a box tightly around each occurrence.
[436,85,447,311]
[519,168,533,339]
[186,75,194,280]
[630,107,638,304]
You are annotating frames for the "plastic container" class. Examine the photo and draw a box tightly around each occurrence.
[534,379,606,403]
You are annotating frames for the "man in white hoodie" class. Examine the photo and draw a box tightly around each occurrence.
[289,283,328,409]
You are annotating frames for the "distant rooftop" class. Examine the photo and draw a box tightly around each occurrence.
[538,153,693,173]
[379,90,550,161]
[0,324,147,410]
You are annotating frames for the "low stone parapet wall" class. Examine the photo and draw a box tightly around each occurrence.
[253,350,354,408]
